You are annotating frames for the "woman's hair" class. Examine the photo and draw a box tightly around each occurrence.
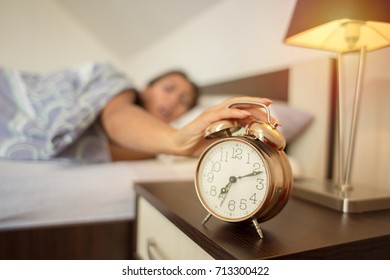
[147,70,200,109]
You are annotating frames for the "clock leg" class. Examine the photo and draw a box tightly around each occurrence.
[202,213,212,225]
[252,218,264,239]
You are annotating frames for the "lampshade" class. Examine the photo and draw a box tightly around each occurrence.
[284,0,390,52]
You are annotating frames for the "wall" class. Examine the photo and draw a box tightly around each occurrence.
[288,58,334,180]
[346,48,390,190]
[0,0,123,73]
[124,0,324,88]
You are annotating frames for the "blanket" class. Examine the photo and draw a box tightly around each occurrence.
[0,63,132,161]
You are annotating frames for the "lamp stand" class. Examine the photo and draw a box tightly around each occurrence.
[292,179,390,213]
[293,47,390,213]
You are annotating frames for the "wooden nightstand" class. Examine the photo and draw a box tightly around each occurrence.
[134,181,390,260]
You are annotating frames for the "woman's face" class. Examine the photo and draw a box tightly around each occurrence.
[141,73,196,123]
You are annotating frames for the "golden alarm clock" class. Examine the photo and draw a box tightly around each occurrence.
[194,101,293,238]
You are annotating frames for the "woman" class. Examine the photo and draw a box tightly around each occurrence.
[102,70,274,161]
[0,63,273,161]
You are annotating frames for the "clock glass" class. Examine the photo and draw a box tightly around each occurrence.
[196,138,269,222]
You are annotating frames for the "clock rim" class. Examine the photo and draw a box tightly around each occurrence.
[194,137,276,223]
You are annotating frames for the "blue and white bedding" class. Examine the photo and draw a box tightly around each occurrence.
[0,62,132,161]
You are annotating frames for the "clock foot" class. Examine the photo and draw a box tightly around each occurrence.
[252,218,264,239]
[202,213,212,225]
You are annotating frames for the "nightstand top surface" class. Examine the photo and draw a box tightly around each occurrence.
[135,181,390,259]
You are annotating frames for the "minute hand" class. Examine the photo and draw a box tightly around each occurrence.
[237,170,262,179]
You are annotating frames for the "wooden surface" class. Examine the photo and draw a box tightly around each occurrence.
[201,69,289,101]
[135,181,390,260]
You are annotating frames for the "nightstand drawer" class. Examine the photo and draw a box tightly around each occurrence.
[136,197,213,260]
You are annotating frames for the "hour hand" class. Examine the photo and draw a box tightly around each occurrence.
[218,181,232,199]
[219,176,237,206]
[219,189,229,207]
[219,185,228,197]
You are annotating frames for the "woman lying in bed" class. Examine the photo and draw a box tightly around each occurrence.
[103,71,274,161]
[0,63,274,161]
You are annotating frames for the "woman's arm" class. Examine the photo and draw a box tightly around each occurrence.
[100,90,274,159]
[100,90,176,156]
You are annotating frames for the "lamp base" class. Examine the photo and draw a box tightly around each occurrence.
[292,179,390,213]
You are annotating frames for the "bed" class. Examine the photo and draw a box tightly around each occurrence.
[0,57,336,259]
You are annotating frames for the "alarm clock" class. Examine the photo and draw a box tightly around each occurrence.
[194,101,293,239]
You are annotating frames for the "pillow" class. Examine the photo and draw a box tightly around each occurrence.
[171,96,313,144]
[170,105,206,129]
[268,101,313,143]
[170,94,234,128]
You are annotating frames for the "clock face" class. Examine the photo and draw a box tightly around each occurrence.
[195,138,269,222]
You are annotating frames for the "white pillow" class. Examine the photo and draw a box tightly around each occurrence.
[170,94,234,128]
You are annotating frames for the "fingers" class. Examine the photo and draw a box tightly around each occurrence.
[226,96,280,125]
[222,96,273,108]
[174,96,279,157]
[203,96,278,125]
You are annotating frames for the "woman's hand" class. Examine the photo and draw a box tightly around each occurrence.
[101,92,277,160]
[171,96,276,157]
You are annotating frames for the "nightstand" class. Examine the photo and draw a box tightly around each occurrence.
[134,181,390,260]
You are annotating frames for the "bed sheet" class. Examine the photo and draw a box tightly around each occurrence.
[0,157,197,230]
[0,154,301,231]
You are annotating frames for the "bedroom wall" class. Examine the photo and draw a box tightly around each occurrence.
[125,0,390,189]
[124,0,324,87]
[0,0,123,73]
[345,49,390,190]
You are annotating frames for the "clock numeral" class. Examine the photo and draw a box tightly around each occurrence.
[220,149,228,162]
[239,199,247,210]
[256,178,265,190]
[207,172,214,183]
[253,162,261,172]
[231,147,243,160]
[250,193,258,204]
[211,161,221,172]
[210,185,217,196]
[246,153,251,164]
[228,200,235,211]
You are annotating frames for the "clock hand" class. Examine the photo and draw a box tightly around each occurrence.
[237,170,262,179]
[219,176,236,196]
[219,181,231,199]
[219,176,237,206]
[219,181,230,197]
[219,172,261,206]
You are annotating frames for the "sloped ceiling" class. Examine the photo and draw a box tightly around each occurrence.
[56,0,224,58]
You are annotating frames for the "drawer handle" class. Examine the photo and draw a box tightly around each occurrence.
[147,238,168,260]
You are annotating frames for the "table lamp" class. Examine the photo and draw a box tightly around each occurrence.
[284,0,390,212]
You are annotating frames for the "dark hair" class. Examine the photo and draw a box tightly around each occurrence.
[147,70,200,109]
